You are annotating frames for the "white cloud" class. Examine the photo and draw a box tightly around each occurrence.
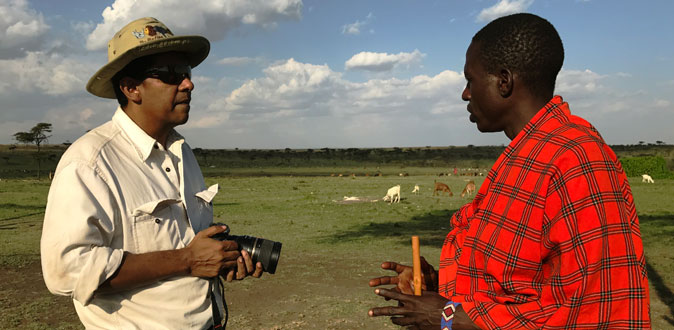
[654,99,671,108]
[2,95,115,145]
[38,97,117,143]
[44,106,103,132]
[187,58,465,131]
[345,49,426,72]
[182,60,674,148]
[341,12,374,35]
[217,56,263,66]
[0,51,98,95]
[0,0,50,58]
[555,69,605,97]
[70,20,96,38]
[86,0,303,50]
[182,59,478,148]
[476,0,534,23]
[342,22,363,35]
[221,58,344,116]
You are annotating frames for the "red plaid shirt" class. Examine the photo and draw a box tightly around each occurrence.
[439,96,650,329]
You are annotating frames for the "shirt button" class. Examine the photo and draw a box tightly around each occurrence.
[155,218,161,224]
[165,167,171,172]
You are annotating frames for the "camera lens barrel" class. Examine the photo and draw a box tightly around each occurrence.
[209,223,282,274]
[229,235,282,274]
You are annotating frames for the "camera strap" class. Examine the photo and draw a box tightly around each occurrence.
[211,278,224,328]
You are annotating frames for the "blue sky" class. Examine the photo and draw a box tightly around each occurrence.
[2,0,673,148]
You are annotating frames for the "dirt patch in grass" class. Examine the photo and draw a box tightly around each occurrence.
[0,254,396,330]
[0,261,80,329]
[221,252,398,330]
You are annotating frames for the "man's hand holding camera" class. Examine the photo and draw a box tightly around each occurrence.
[186,225,263,281]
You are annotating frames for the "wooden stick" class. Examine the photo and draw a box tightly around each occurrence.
[412,235,421,296]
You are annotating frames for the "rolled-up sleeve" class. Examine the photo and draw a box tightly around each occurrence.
[41,161,124,305]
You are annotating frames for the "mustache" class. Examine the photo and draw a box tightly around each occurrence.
[175,93,191,104]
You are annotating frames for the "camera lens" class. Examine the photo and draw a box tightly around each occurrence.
[230,235,282,274]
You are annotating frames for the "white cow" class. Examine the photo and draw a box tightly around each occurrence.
[383,185,401,203]
[411,185,420,195]
[642,174,654,183]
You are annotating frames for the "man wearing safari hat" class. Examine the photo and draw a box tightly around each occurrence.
[41,17,262,329]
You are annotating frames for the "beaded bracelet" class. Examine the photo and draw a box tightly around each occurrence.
[441,301,461,330]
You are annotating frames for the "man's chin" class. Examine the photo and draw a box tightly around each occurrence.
[178,114,189,125]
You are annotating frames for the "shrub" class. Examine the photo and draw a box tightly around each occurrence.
[619,156,674,179]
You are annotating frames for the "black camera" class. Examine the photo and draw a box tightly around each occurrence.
[210,223,282,274]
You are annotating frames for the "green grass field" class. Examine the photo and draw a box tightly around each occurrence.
[1,171,673,329]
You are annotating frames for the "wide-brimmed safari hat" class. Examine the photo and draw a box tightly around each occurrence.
[86,17,210,99]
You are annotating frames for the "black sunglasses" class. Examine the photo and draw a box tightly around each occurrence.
[141,64,192,85]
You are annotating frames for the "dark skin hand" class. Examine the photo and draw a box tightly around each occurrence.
[368,257,439,295]
[180,225,264,281]
[369,289,480,330]
[368,258,480,330]
[97,225,262,294]
[369,288,448,329]
[226,249,264,281]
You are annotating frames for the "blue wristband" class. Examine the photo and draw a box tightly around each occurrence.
[441,301,461,330]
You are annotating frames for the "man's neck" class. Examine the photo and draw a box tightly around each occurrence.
[503,94,553,140]
[122,106,173,147]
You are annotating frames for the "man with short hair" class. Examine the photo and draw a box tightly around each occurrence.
[41,17,261,329]
[368,13,651,329]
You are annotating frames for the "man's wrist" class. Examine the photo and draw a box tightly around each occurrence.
[176,247,193,275]
[441,301,461,330]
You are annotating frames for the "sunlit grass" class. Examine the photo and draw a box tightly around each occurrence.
[1,175,672,329]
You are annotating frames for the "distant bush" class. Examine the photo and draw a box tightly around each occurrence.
[619,156,674,179]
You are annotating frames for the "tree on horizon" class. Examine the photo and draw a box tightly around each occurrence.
[13,122,52,152]
[13,122,53,179]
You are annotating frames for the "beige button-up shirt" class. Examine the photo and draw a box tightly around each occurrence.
[41,108,221,329]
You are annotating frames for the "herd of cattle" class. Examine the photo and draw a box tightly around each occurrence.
[382,180,477,204]
[378,173,657,204]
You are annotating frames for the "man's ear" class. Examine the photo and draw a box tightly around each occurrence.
[119,77,142,104]
[497,68,514,98]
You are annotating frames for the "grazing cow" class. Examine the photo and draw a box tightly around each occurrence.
[642,174,654,183]
[412,185,420,195]
[433,181,453,196]
[383,185,401,203]
[460,180,476,197]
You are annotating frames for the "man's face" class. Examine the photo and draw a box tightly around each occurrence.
[461,42,508,133]
[137,52,194,128]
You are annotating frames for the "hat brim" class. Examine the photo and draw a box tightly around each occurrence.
[86,35,210,99]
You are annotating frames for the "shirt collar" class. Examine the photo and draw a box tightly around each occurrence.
[112,108,184,161]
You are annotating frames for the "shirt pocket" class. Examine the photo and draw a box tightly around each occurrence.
[192,184,218,232]
[132,199,186,253]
